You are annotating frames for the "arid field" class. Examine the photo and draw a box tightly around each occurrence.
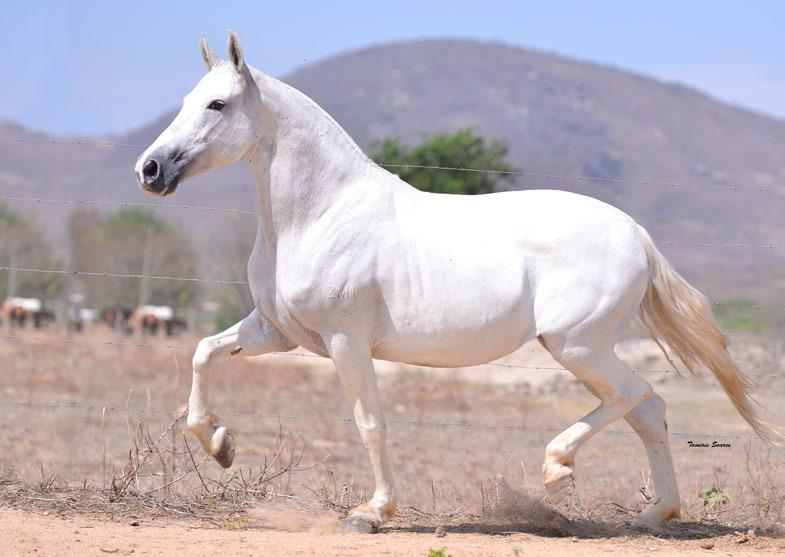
[1,327,784,555]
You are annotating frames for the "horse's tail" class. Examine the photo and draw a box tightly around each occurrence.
[636,225,785,446]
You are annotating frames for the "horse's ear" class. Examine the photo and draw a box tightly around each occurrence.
[200,35,220,71]
[226,30,246,73]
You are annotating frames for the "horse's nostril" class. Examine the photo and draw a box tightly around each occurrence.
[143,159,159,180]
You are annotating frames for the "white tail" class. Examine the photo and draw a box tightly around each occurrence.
[636,225,785,446]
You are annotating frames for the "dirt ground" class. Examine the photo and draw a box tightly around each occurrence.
[3,506,785,557]
[1,330,784,555]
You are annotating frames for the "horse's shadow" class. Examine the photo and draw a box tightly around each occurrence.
[382,488,772,540]
[383,518,747,540]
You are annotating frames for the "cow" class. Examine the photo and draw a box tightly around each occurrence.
[0,297,56,329]
[67,307,99,332]
[130,305,187,336]
[100,304,134,334]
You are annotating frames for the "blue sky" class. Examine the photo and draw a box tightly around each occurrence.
[2,1,784,135]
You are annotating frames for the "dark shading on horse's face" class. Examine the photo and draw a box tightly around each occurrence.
[135,32,262,197]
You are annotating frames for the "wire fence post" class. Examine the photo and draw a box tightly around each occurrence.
[138,225,155,306]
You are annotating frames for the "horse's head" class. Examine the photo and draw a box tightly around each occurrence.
[135,31,262,196]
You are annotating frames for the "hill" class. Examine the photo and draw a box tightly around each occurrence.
[2,39,785,303]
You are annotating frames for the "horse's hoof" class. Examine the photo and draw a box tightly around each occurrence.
[630,503,679,532]
[543,464,574,504]
[340,515,378,534]
[630,518,666,534]
[210,426,235,468]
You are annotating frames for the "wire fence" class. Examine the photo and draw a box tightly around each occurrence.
[0,136,144,148]
[1,331,783,378]
[3,134,785,194]
[4,328,777,443]
[1,263,784,315]
[0,398,766,441]
[0,193,257,216]
[1,131,785,450]
[0,265,248,286]
[665,241,785,250]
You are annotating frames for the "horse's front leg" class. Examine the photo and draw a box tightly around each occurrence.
[188,309,294,467]
[326,333,396,533]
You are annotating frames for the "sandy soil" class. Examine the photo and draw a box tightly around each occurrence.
[2,332,784,555]
[3,507,784,557]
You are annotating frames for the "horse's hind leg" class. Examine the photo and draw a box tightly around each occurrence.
[187,309,294,467]
[573,376,681,526]
[625,394,681,527]
[539,340,653,503]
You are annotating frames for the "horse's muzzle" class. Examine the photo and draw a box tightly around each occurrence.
[136,157,179,196]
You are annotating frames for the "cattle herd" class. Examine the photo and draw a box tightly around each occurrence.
[0,297,188,336]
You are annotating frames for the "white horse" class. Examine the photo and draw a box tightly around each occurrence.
[135,32,783,532]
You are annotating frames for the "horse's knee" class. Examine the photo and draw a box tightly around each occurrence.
[193,336,218,370]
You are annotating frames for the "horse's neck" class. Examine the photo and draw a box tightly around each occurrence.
[248,71,375,250]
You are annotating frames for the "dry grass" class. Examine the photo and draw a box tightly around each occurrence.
[0,328,784,537]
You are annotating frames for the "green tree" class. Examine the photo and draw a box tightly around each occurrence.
[369,127,518,195]
[0,203,65,299]
[68,208,200,308]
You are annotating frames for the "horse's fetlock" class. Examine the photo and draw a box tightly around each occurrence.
[187,412,212,433]
[379,500,397,518]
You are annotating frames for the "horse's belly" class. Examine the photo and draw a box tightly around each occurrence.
[369,237,535,367]
[373,302,535,368]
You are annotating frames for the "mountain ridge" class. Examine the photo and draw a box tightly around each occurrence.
[2,38,784,303]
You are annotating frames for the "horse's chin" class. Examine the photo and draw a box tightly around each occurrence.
[140,180,179,197]
[161,181,179,196]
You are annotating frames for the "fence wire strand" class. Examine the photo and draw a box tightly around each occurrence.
[5,195,785,253]
[0,136,143,148]
[3,134,785,194]
[1,332,781,378]
[1,267,785,312]
[0,265,248,286]
[665,241,785,250]
[0,398,762,440]
[0,193,256,215]
[381,163,785,194]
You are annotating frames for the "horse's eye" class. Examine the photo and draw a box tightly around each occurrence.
[207,100,225,111]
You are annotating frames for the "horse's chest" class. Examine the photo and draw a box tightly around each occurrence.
[250,290,325,354]
[250,268,354,354]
